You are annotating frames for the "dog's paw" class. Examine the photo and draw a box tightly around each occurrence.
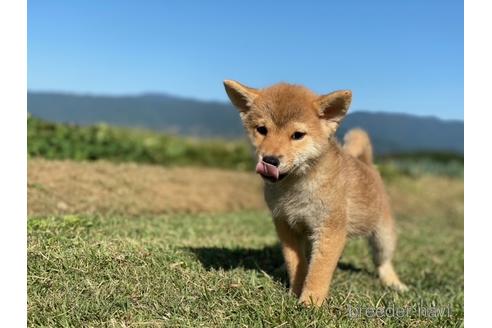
[382,279,409,292]
[298,292,325,307]
[378,263,408,292]
[391,281,409,292]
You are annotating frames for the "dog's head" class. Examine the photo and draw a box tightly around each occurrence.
[223,80,352,183]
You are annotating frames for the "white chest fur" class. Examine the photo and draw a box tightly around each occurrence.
[264,177,329,233]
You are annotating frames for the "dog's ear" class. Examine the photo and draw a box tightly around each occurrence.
[315,90,352,133]
[223,80,258,113]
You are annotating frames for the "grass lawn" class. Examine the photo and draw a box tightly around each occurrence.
[28,209,463,327]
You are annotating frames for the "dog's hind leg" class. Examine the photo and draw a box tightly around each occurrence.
[368,216,408,291]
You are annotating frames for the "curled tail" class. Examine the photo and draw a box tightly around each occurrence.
[343,128,373,165]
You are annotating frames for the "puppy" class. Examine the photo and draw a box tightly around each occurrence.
[223,80,407,306]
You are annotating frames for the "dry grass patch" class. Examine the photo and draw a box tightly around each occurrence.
[28,159,264,216]
[28,159,463,220]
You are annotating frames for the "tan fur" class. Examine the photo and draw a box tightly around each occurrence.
[223,80,407,307]
[343,128,373,164]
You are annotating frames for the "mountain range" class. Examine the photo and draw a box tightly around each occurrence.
[27,92,463,155]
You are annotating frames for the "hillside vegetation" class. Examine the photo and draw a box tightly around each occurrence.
[28,116,253,170]
[28,91,464,154]
[28,116,463,177]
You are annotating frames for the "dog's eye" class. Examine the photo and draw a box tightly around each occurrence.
[291,131,306,140]
[256,126,268,136]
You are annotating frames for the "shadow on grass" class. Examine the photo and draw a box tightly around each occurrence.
[185,244,371,287]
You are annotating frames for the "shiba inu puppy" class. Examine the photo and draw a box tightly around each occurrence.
[223,80,407,306]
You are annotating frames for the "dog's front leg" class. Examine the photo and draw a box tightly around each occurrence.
[273,218,308,297]
[299,221,347,307]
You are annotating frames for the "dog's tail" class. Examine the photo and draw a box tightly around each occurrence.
[343,128,374,165]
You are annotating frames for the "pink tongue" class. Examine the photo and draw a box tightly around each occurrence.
[255,161,280,180]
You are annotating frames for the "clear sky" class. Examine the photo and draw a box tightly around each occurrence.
[28,0,463,120]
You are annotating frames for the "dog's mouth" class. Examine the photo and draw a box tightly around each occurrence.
[260,172,288,183]
[255,161,289,183]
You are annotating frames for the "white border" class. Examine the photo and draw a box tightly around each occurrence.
[465,0,492,326]
[0,0,27,326]
[0,0,479,325]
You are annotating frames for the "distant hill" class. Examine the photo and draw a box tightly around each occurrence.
[337,112,463,154]
[27,92,463,154]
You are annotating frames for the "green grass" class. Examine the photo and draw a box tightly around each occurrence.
[28,210,463,327]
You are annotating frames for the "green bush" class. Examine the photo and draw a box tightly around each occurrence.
[28,116,463,177]
[378,155,463,179]
[28,116,255,170]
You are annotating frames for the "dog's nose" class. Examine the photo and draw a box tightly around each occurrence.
[262,156,280,167]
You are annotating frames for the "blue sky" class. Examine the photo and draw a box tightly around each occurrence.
[28,0,463,120]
